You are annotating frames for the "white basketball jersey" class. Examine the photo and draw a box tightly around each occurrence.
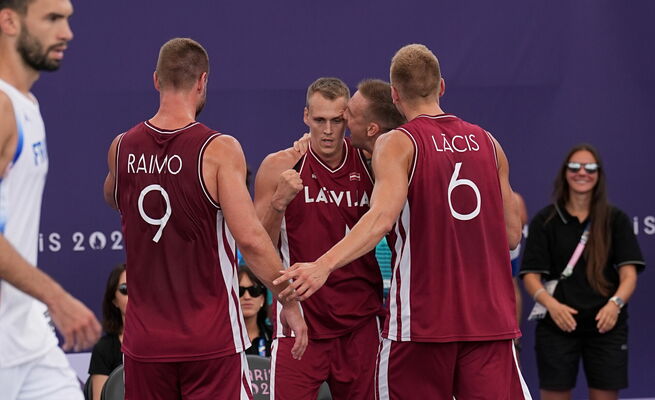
[0,79,57,367]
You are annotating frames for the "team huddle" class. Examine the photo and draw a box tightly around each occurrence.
[102,38,530,399]
[0,0,531,399]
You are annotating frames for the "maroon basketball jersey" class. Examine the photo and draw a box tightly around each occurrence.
[275,139,383,339]
[114,121,249,362]
[383,114,519,342]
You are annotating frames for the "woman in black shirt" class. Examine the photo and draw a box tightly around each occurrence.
[239,266,272,357]
[521,144,645,400]
[87,264,127,400]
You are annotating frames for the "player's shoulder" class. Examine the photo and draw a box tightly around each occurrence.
[0,89,13,118]
[0,90,16,143]
[261,147,301,170]
[376,129,414,150]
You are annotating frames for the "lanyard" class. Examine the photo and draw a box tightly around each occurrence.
[560,221,591,279]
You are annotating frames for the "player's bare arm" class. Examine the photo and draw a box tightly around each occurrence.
[205,135,307,358]
[489,134,522,249]
[103,133,122,210]
[254,148,303,246]
[0,94,100,351]
[0,92,18,178]
[274,130,413,301]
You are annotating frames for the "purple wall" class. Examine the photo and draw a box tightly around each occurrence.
[34,0,654,396]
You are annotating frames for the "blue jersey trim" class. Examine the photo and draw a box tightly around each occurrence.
[12,118,24,165]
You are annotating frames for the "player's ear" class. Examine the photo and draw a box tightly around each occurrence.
[438,78,446,97]
[198,72,208,93]
[390,85,400,104]
[153,71,160,91]
[367,122,381,137]
[303,107,309,126]
[0,9,20,36]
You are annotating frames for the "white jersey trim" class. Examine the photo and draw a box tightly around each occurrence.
[376,338,391,400]
[144,120,199,134]
[216,212,249,353]
[308,140,348,173]
[512,341,534,399]
[198,133,222,209]
[396,128,418,187]
[415,114,458,121]
[484,130,499,169]
[113,132,127,212]
[275,219,302,338]
[240,352,253,399]
[387,200,412,341]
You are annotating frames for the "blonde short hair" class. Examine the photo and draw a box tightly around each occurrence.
[390,44,441,101]
[306,77,350,107]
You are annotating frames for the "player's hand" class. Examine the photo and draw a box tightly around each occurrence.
[596,301,620,333]
[271,170,303,212]
[48,291,101,351]
[279,300,308,359]
[546,300,578,332]
[292,133,311,155]
[274,262,330,301]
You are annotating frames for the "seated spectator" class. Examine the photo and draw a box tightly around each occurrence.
[88,264,127,400]
[239,266,272,357]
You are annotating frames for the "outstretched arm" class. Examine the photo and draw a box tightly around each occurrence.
[274,130,414,300]
[205,136,307,358]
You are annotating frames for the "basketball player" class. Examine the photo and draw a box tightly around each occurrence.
[344,79,405,157]
[103,38,307,399]
[254,77,382,399]
[276,44,532,399]
[0,1,102,399]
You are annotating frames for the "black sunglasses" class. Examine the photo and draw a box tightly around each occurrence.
[567,162,599,174]
[117,283,128,295]
[239,285,264,298]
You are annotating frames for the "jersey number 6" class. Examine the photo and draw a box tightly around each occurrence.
[448,162,481,221]
[138,184,172,243]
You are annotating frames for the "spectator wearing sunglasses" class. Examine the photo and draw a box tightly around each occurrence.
[238,266,272,357]
[520,144,645,400]
[88,264,127,400]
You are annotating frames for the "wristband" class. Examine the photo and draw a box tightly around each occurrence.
[533,287,546,301]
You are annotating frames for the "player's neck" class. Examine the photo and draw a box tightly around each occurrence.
[566,192,591,220]
[403,103,445,122]
[150,93,197,129]
[314,145,345,169]
[0,47,40,96]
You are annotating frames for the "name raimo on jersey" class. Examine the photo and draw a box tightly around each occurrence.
[127,153,183,175]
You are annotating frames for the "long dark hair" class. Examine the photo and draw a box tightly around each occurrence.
[102,263,126,335]
[238,266,270,331]
[552,144,611,296]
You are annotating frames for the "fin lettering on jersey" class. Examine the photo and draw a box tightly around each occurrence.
[432,134,480,153]
[32,141,47,166]
[127,153,183,175]
[303,186,369,208]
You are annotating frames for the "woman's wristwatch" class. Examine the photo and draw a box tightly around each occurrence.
[609,296,625,310]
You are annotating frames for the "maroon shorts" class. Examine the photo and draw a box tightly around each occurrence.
[375,339,532,400]
[124,351,253,400]
[271,316,380,400]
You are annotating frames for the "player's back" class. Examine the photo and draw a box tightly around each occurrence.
[114,121,248,362]
[384,114,518,343]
